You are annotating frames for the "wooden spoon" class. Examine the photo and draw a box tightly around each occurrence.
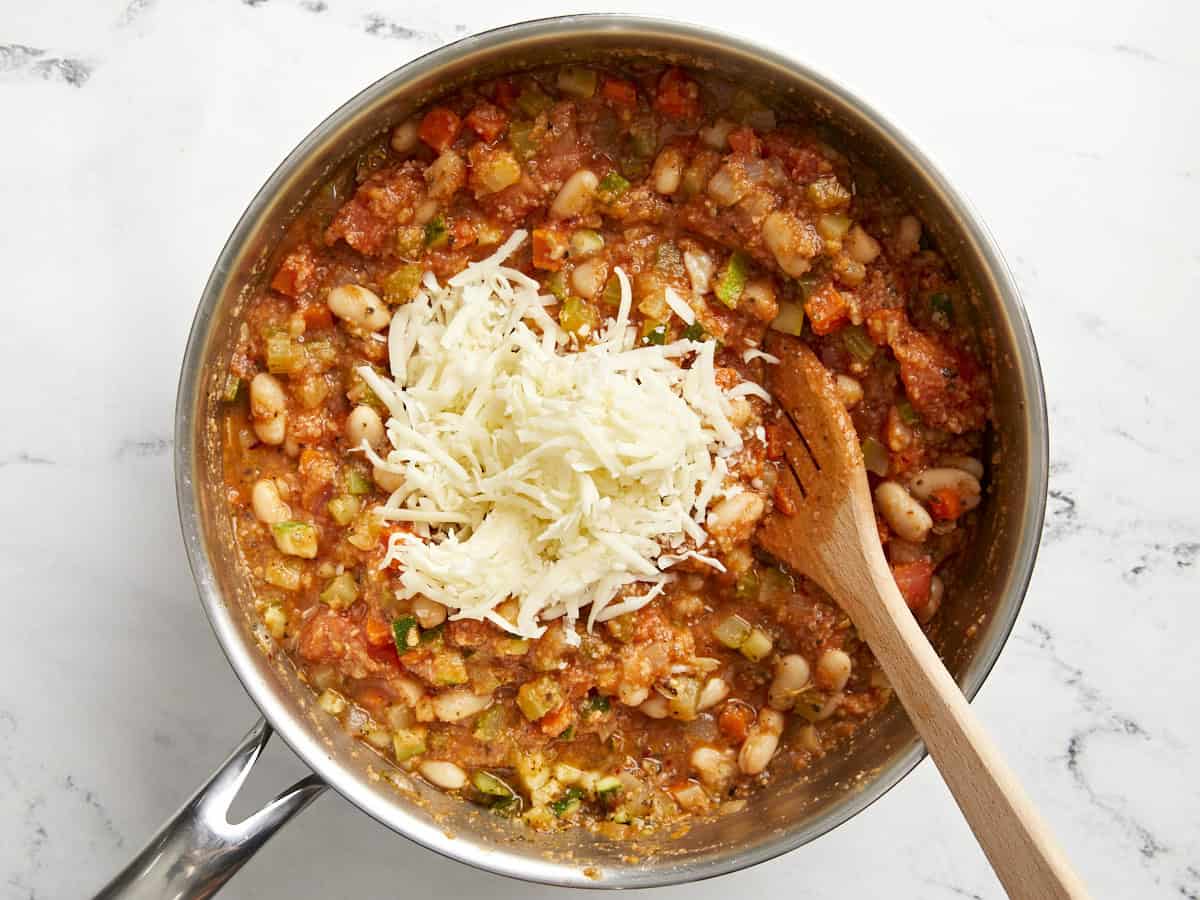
[758,333,1088,900]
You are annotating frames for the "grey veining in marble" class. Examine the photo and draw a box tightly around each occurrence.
[1,1,1197,897]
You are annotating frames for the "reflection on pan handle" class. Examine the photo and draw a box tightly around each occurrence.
[93,718,326,900]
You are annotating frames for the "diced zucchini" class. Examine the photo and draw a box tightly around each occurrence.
[382,264,422,305]
[842,325,876,363]
[392,727,427,762]
[569,229,604,258]
[473,770,516,797]
[423,215,449,248]
[715,252,749,308]
[639,320,667,346]
[472,704,506,741]
[475,150,522,194]
[557,66,597,99]
[326,494,360,526]
[770,300,806,336]
[516,85,553,118]
[271,521,318,558]
[713,613,752,649]
[682,321,707,342]
[740,627,774,662]
[559,297,600,338]
[318,688,347,716]
[263,558,303,591]
[595,775,622,797]
[596,172,630,203]
[344,468,373,496]
[507,119,539,160]
[432,650,469,686]
[549,786,584,818]
[600,274,623,307]
[734,569,760,600]
[582,694,610,716]
[319,572,358,610]
[517,676,564,721]
[392,615,419,653]
[543,271,568,302]
[861,436,889,476]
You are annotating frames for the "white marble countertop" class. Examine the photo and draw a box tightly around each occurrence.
[2,1,1197,897]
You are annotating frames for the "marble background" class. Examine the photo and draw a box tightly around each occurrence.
[2,1,1196,897]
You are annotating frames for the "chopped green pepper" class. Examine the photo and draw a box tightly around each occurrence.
[596,172,630,203]
[392,616,419,653]
[715,252,749,308]
[423,215,449,249]
[682,321,707,342]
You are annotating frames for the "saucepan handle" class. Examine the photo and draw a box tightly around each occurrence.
[94,718,326,900]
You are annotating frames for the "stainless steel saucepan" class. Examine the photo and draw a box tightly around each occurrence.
[97,15,1047,897]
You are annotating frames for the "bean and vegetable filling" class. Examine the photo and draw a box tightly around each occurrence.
[222,62,991,836]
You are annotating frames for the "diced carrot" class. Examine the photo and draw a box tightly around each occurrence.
[465,101,509,142]
[804,284,849,336]
[718,702,754,743]
[654,67,700,120]
[773,479,798,516]
[928,487,964,520]
[764,423,786,460]
[449,218,476,250]
[299,300,332,331]
[727,126,761,156]
[539,702,576,737]
[891,558,934,610]
[600,77,638,108]
[270,247,317,298]
[532,227,568,270]
[364,613,393,647]
[418,106,462,152]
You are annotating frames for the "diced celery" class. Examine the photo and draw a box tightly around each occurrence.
[713,613,752,649]
[516,85,553,118]
[392,616,419,653]
[473,770,516,797]
[432,651,469,686]
[517,676,564,721]
[557,66,597,99]
[473,704,506,741]
[264,558,302,591]
[842,325,876,363]
[304,340,337,370]
[595,775,622,797]
[382,264,422,305]
[640,320,667,346]
[715,252,749,308]
[739,627,774,662]
[344,468,373,496]
[596,172,630,203]
[570,229,604,258]
[266,334,304,375]
[424,215,449,248]
[770,301,806,336]
[862,436,889,476]
[271,522,318,559]
[221,374,241,403]
[319,572,358,610]
[392,727,427,762]
[327,494,360,526]
[559,297,600,338]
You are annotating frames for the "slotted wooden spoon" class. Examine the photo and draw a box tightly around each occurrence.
[758,333,1088,900]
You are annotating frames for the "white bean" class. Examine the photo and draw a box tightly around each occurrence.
[835,374,863,409]
[763,211,819,277]
[652,147,685,195]
[619,683,649,707]
[432,689,492,723]
[345,405,384,448]
[690,746,738,789]
[251,478,291,524]
[845,225,881,264]
[696,677,729,712]
[373,464,404,493]
[390,118,420,155]
[895,215,922,258]
[768,655,811,710]
[640,694,670,719]
[910,468,982,511]
[392,676,425,707]
[413,596,447,629]
[738,708,784,775]
[940,455,985,480]
[419,760,467,790]
[707,163,747,207]
[874,481,933,542]
[412,197,439,226]
[741,279,778,323]
[698,118,735,150]
[684,249,714,296]
[425,149,466,202]
[815,649,852,692]
[570,257,606,299]
[249,373,287,446]
[706,492,766,540]
[549,169,598,220]
[327,284,391,332]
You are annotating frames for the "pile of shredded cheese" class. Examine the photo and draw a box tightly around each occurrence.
[357,230,760,643]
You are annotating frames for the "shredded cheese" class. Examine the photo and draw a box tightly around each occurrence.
[364,231,748,642]
[742,347,780,365]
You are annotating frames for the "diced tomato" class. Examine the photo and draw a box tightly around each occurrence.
[654,67,701,120]
[727,126,761,156]
[764,423,786,460]
[299,300,332,331]
[270,247,317,298]
[928,487,964,520]
[465,101,509,142]
[532,227,568,270]
[418,106,462,152]
[892,558,935,610]
[865,308,905,345]
[492,77,519,111]
[773,479,798,516]
[804,284,849,336]
[718,702,754,743]
[449,218,476,250]
[600,77,638,108]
